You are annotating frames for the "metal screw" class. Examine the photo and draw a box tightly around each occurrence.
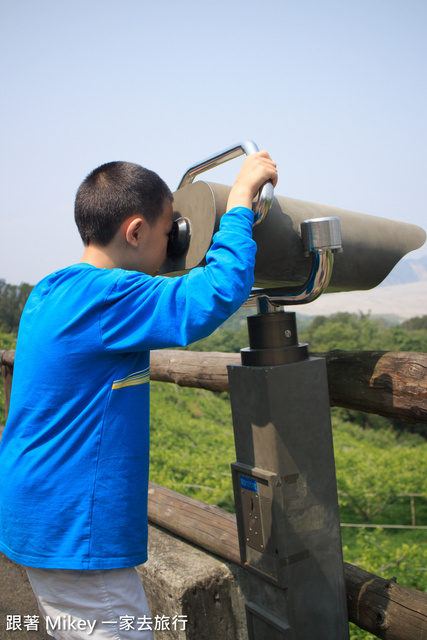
[284,330,292,338]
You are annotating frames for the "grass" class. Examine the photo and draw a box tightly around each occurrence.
[149,382,236,511]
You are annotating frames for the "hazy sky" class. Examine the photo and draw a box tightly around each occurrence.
[1,0,426,285]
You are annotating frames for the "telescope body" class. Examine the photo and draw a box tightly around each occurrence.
[159,181,426,293]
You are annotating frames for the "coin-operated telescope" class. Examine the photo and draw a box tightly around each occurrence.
[161,142,425,640]
[161,140,425,309]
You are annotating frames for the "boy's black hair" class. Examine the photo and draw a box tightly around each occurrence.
[74,161,173,246]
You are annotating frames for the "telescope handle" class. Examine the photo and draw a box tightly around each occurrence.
[177,140,274,225]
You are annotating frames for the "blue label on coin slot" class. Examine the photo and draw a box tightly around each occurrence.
[240,475,258,493]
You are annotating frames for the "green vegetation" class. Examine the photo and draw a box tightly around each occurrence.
[0,280,33,334]
[1,281,426,639]
[149,383,236,511]
[333,420,426,522]
[302,311,427,353]
[0,331,17,353]
[187,308,427,354]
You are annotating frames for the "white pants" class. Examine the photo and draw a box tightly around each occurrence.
[26,566,154,640]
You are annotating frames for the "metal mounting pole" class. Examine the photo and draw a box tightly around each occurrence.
[228,312,350,639]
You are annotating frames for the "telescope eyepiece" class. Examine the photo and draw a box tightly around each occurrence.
[167,217,191,258]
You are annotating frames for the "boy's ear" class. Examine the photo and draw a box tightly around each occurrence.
[124,217,145,247]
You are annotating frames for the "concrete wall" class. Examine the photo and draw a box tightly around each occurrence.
[139,525,248,640]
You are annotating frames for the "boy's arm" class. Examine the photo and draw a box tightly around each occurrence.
[101,152,278,351]
[226,151,278,212]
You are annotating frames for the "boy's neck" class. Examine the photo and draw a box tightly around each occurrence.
[80,243,123,270]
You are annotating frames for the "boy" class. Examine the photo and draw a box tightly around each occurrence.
[0,151,277,639]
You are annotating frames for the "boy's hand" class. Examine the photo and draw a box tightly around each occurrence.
[226,151,278,212]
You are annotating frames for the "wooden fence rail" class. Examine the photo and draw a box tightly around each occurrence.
[150,349,427,424]
[2,348,427,639]
[2,348,427,424]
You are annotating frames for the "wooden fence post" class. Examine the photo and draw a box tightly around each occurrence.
[0,351,14,422]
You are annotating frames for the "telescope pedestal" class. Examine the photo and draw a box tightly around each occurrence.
[228,311,349,639]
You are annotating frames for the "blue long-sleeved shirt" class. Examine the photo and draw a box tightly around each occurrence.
[0,206,256,569]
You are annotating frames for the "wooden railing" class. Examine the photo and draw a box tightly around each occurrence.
[0,350,14,420]
[3,349,427,424]
[2,348,427,639]
[149,349,427,424]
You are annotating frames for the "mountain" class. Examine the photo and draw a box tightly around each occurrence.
[380,255,427,286]
[295,255,427,320]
